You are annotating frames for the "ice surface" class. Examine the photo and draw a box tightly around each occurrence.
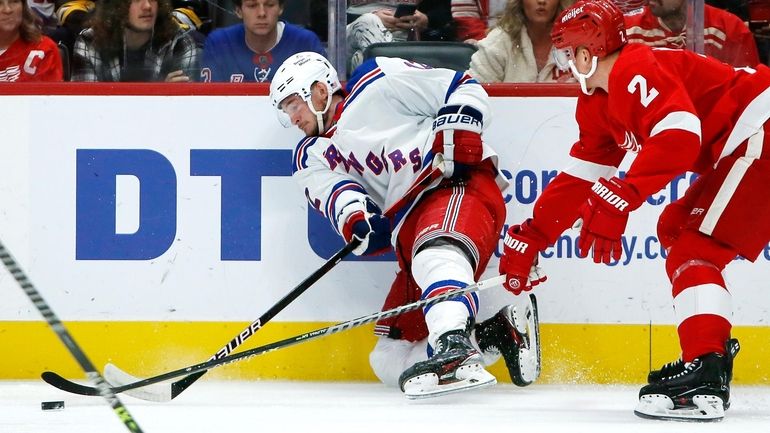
[1,380,769,433]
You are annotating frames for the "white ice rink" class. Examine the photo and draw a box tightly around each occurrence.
[1,380,769,433]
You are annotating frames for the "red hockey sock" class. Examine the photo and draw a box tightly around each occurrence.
[672,262,732,362]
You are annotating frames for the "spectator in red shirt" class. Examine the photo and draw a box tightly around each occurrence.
[625,0,760,67]
[0,0,62,81]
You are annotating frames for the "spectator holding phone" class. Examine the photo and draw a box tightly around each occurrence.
[347,0,457,69]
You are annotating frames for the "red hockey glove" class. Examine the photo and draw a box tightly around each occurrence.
[338,198,392,256]
[499,220,548,295]
[577,177,642,264]
[432,104,484,177]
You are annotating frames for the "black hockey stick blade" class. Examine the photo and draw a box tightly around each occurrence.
[41,275,505,397]
[42,371,103,396]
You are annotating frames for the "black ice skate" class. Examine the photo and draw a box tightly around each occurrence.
[634,338,740,422]
[399,329,496,399]
[475,293,541,386]
[647,339,740,385]
[647,358,685,384]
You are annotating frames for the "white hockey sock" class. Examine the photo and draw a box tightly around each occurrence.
[369,337,428,387]
[412,245,475,350]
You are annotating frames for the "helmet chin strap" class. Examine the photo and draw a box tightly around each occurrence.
[307,85,334,135]
[568,56,598,96]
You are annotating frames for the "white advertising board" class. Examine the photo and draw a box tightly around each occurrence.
[1,93,768,325]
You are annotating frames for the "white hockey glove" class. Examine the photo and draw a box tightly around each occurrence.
[431,104,484,178]
[337,197,392,256]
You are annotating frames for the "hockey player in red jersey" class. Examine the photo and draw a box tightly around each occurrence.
[0,0,62,82]
[498,0,770,422]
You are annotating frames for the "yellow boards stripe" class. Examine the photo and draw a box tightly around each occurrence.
[2,322,768,383]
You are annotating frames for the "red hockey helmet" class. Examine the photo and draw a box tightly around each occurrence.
[551,0,627,70]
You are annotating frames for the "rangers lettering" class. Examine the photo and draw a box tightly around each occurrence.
[592,182,630,211]
[504,234,529,253]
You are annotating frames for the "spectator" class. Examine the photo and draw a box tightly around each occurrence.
[467,0,574,82]
[171,0,211,48]
[46,0,95,55]
[748,0,770,64]
[625,0,760,67]
[200,0,325,83]
[708,0,749,20]
[28,0,58,31]
[71,0,199,82]
[0,0,63,82]
[347,1,456,70]
[451,0,508,43]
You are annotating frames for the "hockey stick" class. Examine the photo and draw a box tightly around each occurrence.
[0,241,145,433]
[42,275,505,397]
[104,239,360,402]
[92,154,448,402]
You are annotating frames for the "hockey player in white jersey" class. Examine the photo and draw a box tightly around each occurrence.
[269,52,541,398]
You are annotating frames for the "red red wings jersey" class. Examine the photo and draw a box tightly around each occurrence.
[624,5,759,67]
[529,43,770,243]
[0,36,62,82]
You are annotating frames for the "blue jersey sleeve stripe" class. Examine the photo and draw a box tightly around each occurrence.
[325,181,367,230]
[344,68,385,110]
[345,58,380,92]
[293,136,318,173]
[444,72,479,104]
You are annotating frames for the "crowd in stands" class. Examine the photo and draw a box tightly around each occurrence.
[1,0,769,83]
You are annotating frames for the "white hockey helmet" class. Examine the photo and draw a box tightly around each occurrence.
[269,52,341,134]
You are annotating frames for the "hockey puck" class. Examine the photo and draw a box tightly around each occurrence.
[41,400,65,411]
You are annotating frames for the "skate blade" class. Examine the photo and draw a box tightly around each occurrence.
[512,294,541,386]
[634,394,725,422]
[403,364,496,400]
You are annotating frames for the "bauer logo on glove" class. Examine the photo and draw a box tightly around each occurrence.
[431,104,485,177]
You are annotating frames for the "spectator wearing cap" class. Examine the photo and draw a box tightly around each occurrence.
[171,0,211,48]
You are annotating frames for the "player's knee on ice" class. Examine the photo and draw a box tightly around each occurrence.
[369,337,428,387]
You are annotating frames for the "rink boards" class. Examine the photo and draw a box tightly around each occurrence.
[0,84,768,383]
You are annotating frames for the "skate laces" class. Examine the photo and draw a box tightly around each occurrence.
[664,359,699,380]
[436,330,474,355]
[659,359,684,377]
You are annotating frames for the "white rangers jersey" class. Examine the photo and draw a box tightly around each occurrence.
[292,56,508,241]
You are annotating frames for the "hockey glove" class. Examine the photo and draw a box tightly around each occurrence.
[338,197,392,256]
[499,220,548,295]
[432,104,484,178]
[576,177,642,264]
